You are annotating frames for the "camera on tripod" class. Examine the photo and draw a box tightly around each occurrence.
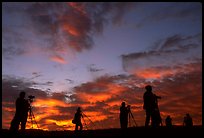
[27,95,39,129]
[127,105,131,112]
[28,95,35,103]
[127,104,137,127]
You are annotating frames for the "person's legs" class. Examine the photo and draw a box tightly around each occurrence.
[145,111,151,127]
[10,116,20,133]
[151,109,161,127]
[75,124,78,131]
[79,123,83,131]
[21,115,28,131]
[21,121,26,131]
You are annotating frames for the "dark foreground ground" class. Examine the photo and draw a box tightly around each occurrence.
[1,126,203,138]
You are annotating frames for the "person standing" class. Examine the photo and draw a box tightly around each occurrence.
[165,115,172,127]
[183,113,193,127]
[143,85,162,127]
[10,91,30,133]
[120,101,129,129]
[74,107,83,131]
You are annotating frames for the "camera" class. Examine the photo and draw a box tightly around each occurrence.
[127,105,131,112]
[28,95,35,103]
[28,95,35,99]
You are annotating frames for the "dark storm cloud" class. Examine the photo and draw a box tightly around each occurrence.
[2,2,135,61]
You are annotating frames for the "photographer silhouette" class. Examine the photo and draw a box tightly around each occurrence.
[73,107,83,131]
[10,91,30,133]
[143,85,162,127]
[120,102,128,129]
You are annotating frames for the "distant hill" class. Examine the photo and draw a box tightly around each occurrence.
[1,126,203,138]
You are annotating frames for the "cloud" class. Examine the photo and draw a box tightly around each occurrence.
[87,64,104,72]
[2,76,74,130]
[2,60,202,130]
[2,2,134,62]
[50,55,67,64]
[70,64,201,127]
[29,72,42,80]
[121,34,202,79]
[65,79,74,84]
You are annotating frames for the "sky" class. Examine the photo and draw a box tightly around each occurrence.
[2,2,202,130]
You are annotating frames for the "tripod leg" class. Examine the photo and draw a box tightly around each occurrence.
[82,116,88,130]
[32,111,39,128]
[130,112,137,127]
[30,109,39,129]
[82,113,96,129]
[128,113,131,127]
[28,110,34,128]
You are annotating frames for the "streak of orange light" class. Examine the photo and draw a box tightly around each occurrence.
[33,99,68,107]
[134,68,173,79]
[50,55,67,64]
[63,24,80,37]
[2,107,15,112]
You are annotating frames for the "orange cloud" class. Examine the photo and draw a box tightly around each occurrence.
[2,107,15,112]
[83,111,108,121]
[45,119,72,127]
[134,68,173,79]
[62,23,80,37]
[78,92,111,103]
[2,65,202,130]
[75,82,128,103]
[68,2,87,16]
[50,55,67,64]
[33,99,68,108]
[106,100,122,106]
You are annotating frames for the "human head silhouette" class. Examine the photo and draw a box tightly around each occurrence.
[19,91,26,98]
[145,85,152,92]
[77,107,81,112]
[121,101,126,107]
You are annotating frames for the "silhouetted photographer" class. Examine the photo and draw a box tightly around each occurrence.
[10,91,30,133]
[183,113,193,127]
[143,85,162,127]
[165,115,172,127]
[120,102,129,129]
[72,107,83,131]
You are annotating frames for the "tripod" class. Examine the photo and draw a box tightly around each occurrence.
[128,109,137,127]
[28,105,39,129]
[81,112,95,130]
